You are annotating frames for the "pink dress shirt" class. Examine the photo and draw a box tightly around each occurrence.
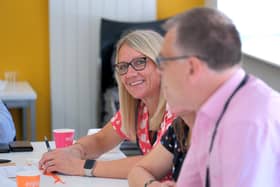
[177,68,280,187]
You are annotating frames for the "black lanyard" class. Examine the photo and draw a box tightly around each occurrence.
[205,74,249,187]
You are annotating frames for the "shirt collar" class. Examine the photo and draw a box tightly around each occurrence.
[198,68,246,121]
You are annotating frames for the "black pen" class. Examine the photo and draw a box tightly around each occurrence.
[44,136,51,152]
[0,159,11,163]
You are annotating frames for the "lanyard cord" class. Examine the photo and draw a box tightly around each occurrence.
[206,74,249,187]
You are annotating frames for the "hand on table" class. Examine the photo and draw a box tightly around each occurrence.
[39,148,85,176]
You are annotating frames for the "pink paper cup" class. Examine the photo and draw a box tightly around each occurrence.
[53,129,75,148]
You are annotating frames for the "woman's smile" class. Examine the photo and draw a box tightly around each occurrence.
[127,79,145,87]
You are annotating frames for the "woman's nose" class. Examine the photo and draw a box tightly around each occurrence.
[125,64,137,76]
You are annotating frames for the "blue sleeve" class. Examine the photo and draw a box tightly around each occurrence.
[0,100,16,143]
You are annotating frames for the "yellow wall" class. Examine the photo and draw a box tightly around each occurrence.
[157,0,204,19]
[0,0,50,140]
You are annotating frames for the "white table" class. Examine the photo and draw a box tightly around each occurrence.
[0,81,37,140]
[0,142,129,187]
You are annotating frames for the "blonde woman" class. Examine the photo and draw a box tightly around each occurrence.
[39,30,174,179]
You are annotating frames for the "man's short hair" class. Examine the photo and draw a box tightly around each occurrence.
[164,7,242,70]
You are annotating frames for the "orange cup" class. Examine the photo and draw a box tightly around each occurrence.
[16,170,40,187]
[53,128,75,148]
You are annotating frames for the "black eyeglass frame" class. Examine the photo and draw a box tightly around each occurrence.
[114,57,148,76]
[156,55,208,66]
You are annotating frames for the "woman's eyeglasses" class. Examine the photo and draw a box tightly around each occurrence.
[114,57,147,75]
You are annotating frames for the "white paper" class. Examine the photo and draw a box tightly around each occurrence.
[0,174,16,187]
[0,165,39,178]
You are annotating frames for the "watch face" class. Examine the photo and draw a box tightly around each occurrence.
[84,159,95,169]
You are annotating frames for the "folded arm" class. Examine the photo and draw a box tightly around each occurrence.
[128,143,173,187]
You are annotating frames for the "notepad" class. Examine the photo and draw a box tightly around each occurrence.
[0,174,16,187]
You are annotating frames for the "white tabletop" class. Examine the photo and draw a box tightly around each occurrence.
[0,81,37,100]
[0,142,128,187]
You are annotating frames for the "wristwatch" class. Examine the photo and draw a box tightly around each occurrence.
[83,159,96,176]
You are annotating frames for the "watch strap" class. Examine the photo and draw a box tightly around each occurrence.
[83,159,96,176]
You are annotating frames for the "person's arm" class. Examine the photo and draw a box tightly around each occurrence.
[39,122,145,178]
[0,100,15,143]
[40,150,144,178]
[76,121,124,159]
[92,156,143,178]
[39,122,122,170]
[128,143,173,187]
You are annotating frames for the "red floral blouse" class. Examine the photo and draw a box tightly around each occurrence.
[110,102,174,155]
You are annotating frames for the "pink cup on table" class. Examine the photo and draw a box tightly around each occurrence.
[53,129,75,148]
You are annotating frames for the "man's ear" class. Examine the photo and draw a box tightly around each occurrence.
[187,56,203,83]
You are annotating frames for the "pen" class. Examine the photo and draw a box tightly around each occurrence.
[0,159,11,163]
[44,136,51,152]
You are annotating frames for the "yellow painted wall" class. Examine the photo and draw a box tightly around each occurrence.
[0,0,50,140]
[157,0,204,19]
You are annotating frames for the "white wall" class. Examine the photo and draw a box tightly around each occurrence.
[242,54,280,92]
[205,0,280,92]
[205,0,217,8]
[49,0,156,138]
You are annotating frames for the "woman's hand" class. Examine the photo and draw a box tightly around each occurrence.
[39,148,85,176]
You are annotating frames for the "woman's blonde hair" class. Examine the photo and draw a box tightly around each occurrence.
[114,30,166,141]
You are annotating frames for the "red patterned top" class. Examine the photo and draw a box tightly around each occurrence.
[110,102,174,155]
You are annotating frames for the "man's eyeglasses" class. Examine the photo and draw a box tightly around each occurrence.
[114,57,147,76]
[156,55,208,67]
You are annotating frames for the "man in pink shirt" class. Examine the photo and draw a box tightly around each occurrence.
[156,7,280,187]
